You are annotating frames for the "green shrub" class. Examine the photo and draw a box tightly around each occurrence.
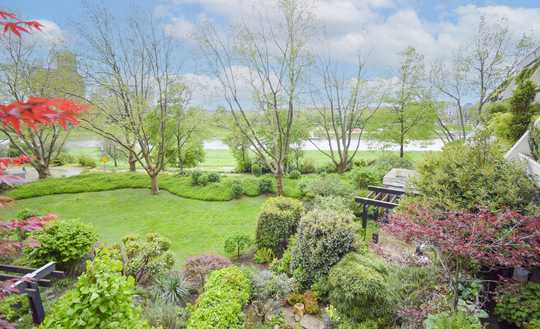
[303,291,320,314]
[252,163,263,177]
[186,266,250,329]
[207,173,220,183]
[183,255,232,289]
[224,234,252,258]
[143,302,186,329]
[16,208,38,219]
[373,155,413,172]
[410,136,540,215]
[24,219,98,269]
[255,197,303,256]
[300,158,316,174]
[258,176,274,194]
[39,249,153,329]
[509,79,537,142]
[300,174,353,201]
[0,293,29,322]
[153,272,191,305]
[288,170,301,180]
[529,124,540,161]
[290,209,355,288]
[254,248,275,264]
[424,311,483,329]
[52,153,76,166]
[351,167,384,189]
[191,171,202,186]
[230,180,244,199]
[495,282,540,328]
[197,174,209,186]
[328,253,393,324]
[115,233,175,285]
[287,292,303,306]
[78,155,97,168]
[270,236,296,275]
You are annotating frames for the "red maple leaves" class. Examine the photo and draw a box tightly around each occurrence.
[0,10,42,37]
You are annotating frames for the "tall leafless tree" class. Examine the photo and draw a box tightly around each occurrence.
[74,5,180,194]
[197,0,313,195]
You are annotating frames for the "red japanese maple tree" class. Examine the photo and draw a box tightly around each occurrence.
[0,10,87,327]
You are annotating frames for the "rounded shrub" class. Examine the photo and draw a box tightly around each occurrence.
[230,180,244,199]
[251,163,263,177]
[24,219,98,270]
[191,171,202,186]
[183,255,232,289]
[197,174,209,186]
[328,253,393,324]
[373,154,413,172]
[39,248,152,329]
[258,176,273,194]
[207,172,220,183]
[288,170,301,180]
[290,209,355,287]
[299,174,353,201]
[186,266,250,329]
[78,155,97,168]
[351,167,384,189]
[255,197,303,256]
[300,158,316,174]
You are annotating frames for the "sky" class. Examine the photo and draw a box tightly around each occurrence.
[3,0,540,108]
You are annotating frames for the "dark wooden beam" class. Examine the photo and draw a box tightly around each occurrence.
[0,264,63,278]
[355,196,399,209]
[0,274,51,287]
[367,185,406,195]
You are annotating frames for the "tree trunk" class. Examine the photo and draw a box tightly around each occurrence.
[150,174,159,195]
[35,164,51,179]
[399,136,405,158]
[275,165,284,196]
[336,155,348,173]
[128,153,136,172]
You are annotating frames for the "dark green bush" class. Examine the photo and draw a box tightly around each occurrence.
[230,180,244,199]
[191,171,202,186]
[207,172,220,183]
[270,235,296,276]
[351,167,384,189]
[24,219,98,269]
[529,124,540,161]
[197,173,209,186]
[288,170,301,180]
[300,158,316,174]
[299,174,353,201]
[39,249,152,329]
[258,176,273,194]
[495,282,540,328]
[328,253,393,325]
[255,197,303,256]
[78,155,97,168]
[114,233,175,285]
[52,153,77,166]
[290,209,355,288]
[0,293,29,322]
[410,136,540,215]
[252,163,263,177]
[373,155,413,172]
[186,266,250,329]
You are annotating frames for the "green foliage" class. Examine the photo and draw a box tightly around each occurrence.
[115,233,175,285]
[410,136,540,214]
[529,124,540,161]
[207,173,220,183]
[328,253,393,325]
[290,209,355,288]
[16,208,37,219]
[39,249,153,329]
[303,291,320,314]
[488,112,514,143]
[258,176,273,194]
[197,174,209,186]
[153,272,191,305]
[143,302,187,329]
[255,197,304,256]
[224,234,252,258]
[78,155,97,168]
[186,266,250,329]
[373,154,413,171]
[287,292,304,305]
[509,79,538,141]
[300,158,316,174]
[52,152,76,166]
[249,270,294,302]
[288,170,301,179]
[299,174,353,201]
[252,163,263,177]
[24,219,97,268]
[495,282,540,328]
[424,312,483,329]
[231,180,244,199]
[270,236,296,275]
[7,172,301,201]
[191,171,202,186]
[254,248,275,264]
[0,294,29,322]
[351,167,384,189]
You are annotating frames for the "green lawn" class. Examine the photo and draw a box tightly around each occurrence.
[0,189,265,265]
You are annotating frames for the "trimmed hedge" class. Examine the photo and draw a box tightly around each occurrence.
[6,172,302,201]
[186,266,250,329]
[255,197,304,256]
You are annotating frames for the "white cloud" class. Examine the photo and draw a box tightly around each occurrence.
[164,17,196,41]
[29,19,65,47]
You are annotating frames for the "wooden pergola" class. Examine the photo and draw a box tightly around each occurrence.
[0,262,63,324]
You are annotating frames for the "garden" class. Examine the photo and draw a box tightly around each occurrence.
[1,2,540,329]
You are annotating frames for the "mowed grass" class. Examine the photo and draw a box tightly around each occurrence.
[0,189,265,264]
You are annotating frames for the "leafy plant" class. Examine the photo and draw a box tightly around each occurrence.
[39,248,153,329]
[115,233,175,285]
[255,248,275,264]
[207,173,220,183]
[186,266,250,329]
[290,209,355,287]
[191,171,202,186]
[258,177,273,194]
[351,167,384,189]
[287,292,303,306]
[197,174,209,186]
[183,255,232,289]
[256,197,303,256]
[224,234,252,258]
[303,291,320,315]
[0,294,29,322]
[529,123,540,161]
[24,219,98,270]
[270,236,296,276]
[495,282,540,328]
[153,272,191,305]
[424,311,483,329]
[78,155,97,168]
[143,302,186,329]
[231,180,244,199]
[252,163,263,177]
[288,170,301,180]
[299,174,353,201]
